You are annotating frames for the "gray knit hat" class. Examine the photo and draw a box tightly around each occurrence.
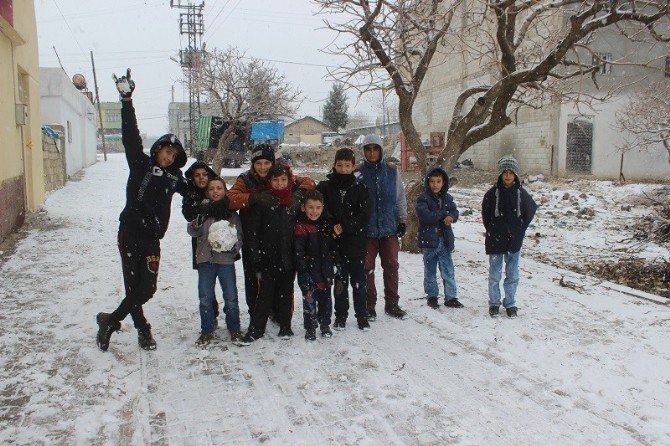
[497,155,520,177]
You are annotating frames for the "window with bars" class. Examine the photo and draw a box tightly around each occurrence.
[593,52,612,75]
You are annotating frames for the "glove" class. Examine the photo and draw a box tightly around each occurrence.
[396,222,406,238]
[112,68,135,99]
[249,191,279,210]
[195,214,205,227]
[297,271,314,294]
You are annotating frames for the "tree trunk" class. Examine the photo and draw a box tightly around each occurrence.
[400,180,423,254]
[398,95,427,176]
[211,122,240,175]
[439,134,465,174]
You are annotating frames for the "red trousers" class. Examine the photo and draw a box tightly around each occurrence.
[364,236,400,308]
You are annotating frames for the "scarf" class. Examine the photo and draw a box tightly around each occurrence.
[271,185,292,205]
[330,171,355,190]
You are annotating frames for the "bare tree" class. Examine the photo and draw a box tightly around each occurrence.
[190,47,302,173]
[316,0,670,175]
[616,81,670,167]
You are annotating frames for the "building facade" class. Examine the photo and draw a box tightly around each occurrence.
[284,116,333,145]
[98,101,123,152]
[0,0,43,241]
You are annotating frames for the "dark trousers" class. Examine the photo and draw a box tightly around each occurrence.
[303,286,332,331]
[241,245,258,316]
[248,270,294,336]
[112,229,160,329]
[333,257,367,319]
[364,236,400,308]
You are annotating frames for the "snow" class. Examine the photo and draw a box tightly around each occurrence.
[0,154,669,444]
[207,220,238,252]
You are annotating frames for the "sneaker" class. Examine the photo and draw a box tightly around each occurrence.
[357,317,370,331]
[236,332,257,346]
[489,306,500,318]
[196,333,214,346]
[137,324,157,350]
[229,331,243,342]
[384,303,407,320]
[278,326,294,339]
[426,296,439,308]
[506,306,518,318]
[333,317,346,331]
[444,298,464,308]
[321,325,333,338]
[305,329,316,341]
[96,312,121,352]
[367,308,377,322]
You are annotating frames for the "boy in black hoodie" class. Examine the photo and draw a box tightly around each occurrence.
[316,148,371,331]
[96,69,188,352]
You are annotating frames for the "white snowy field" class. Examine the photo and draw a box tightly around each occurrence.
[0,153,669,445]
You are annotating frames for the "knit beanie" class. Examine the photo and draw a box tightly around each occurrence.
[497,155,520,177]
[251,144,276,164]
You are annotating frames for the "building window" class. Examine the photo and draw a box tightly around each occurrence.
[593,52,612,75]
[67,121,72,143]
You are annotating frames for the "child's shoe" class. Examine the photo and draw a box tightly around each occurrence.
[96,312,121,352]
[444,298,464,308]
[489,306,500,318]
[236,332,258,346]
[333,317,346,330]
[506,306,518,318]
[229,331,243,343]
[367,308,377,321]
[384,303,407,319]
[196,333,214,346]
[426,296,439,308]
[278,326,294,339]
[357,317,370,331]
[321,325,333,338]
[305,329,316,341]
[137,324,157,350]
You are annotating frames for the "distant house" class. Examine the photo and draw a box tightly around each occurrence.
[98,101,123,152]
[284,116,333,145]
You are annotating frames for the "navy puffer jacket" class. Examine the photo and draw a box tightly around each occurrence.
[416,166,459,251]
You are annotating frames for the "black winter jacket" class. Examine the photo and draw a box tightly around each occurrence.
[293,214,337,284]
[316,171,371,259]
[246,185,299,274]
[118,100,187,240]
[481,176,537,255]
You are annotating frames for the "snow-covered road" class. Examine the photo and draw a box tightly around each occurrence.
[1,154,668,445]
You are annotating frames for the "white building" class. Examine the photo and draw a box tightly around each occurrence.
[40,68,97,176]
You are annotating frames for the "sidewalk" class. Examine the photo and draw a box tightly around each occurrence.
[0,154,668,445]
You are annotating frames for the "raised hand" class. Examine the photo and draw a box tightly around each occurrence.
[112,68,135,99]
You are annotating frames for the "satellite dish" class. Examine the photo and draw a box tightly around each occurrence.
[72,73,87,90]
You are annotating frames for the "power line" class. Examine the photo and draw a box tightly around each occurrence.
[50,0,86,54]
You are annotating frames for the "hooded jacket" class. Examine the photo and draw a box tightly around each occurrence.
[293,213,337,284]
[357,139,407,238]
[118,100,187,240]
[182,161,219,222]
[481,173,537,254]
[316,170,370,259]
[416,166,459,251]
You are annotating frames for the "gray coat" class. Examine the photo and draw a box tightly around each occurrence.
[187,214,243,265]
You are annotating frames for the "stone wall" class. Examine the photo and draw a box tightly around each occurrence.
[42,127,66,193]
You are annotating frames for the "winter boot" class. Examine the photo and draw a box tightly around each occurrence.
[426,296,439,308]
[333,316,346,331]
[357,317,370,331]
[489,306,500,318]
[385,303,407,320]
[137,324,157,350]
[305,329,317,341]
[196,333,214,346]
[96,312,121,352]
[236,332,257,346]
[229,331,243,343]
[278,325,294,339]
[444,298,464,308]
[321,325,333,338]
[506,306,518,318]
[366,308,377,322]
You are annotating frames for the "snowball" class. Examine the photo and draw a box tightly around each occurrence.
[208,220,238,252]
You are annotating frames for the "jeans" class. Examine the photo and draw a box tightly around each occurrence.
[197,262,240,335]
[364,236,400,308]
[422,239,457,299]
[334,257,367,319]
[488,251,520,308]
[303,286,333,331]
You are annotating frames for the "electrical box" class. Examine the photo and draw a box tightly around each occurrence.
[15,104,28,126]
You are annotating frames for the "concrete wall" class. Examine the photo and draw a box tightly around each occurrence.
[0,0,43,240]
[42,125,66,193]
[40,67,97,176]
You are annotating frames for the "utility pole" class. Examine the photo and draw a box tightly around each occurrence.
[90,51,107,161]
[170,0,204,155]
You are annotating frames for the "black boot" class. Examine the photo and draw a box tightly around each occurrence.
[426,296,439,308]
[385,303,407,320]
[96,312,121,352]
[137,324,157,350]
[489,306,500,318]
[278,325,294,339]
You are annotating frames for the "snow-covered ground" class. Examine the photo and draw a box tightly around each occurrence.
[1,154,669,445]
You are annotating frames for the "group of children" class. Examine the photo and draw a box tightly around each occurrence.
[95,69,537,352]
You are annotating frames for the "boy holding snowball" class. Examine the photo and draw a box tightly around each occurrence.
[187,177,243,345]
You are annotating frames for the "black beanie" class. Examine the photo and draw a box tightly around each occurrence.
[251,144,275,164]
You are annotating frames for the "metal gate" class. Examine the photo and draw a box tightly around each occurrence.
[566,117,593,174]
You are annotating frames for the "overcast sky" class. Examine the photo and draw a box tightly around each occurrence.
[35,0,379,136]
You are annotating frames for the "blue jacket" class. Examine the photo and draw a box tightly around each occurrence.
[416,166,459,251]
[481,176,537,255]
[359,159,407,238]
